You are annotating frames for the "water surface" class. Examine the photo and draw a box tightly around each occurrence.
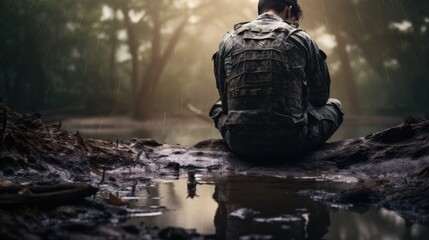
[73,115,424,239]
[66,115,401,145]
[121,175,429,240]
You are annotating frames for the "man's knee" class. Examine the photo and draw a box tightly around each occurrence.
[209,100,222,119]
[327,98,342,111]
[304,99,344,151]
[308,101,343,128]
[209,101,227,138]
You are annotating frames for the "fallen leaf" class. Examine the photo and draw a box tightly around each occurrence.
[105,193,126,206]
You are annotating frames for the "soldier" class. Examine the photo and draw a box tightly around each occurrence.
[210,0,343,157]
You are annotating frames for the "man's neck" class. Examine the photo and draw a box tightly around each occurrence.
[263,10,285,20]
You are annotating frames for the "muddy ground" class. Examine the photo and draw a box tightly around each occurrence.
[0,105,428,239]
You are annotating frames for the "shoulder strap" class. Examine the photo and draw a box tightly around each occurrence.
[285,28,302,40]
[233,21,250,31]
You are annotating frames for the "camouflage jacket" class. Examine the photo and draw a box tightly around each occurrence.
[213,14,331,127]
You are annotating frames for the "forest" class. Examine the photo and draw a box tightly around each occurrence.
[1,1,429,239]
[1,0,428,119]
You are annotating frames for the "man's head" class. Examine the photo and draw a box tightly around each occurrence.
[258,0,303,24]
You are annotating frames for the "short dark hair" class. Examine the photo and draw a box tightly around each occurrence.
[258,0,303,20]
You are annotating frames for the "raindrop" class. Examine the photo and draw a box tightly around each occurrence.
[96,39,101,53]
[44,42,52,61]
[82,63,88,77]
[356,8,363,26]
[36,27,43,40]
[116,81,122,97]
[411,47,420,67]
[384,65,391,83]
[319,0,329,27]
[44,84,51,101]
[98,120,103,137]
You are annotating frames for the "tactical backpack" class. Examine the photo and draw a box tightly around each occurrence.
[226,21,303,111]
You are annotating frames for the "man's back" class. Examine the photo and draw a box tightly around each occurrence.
[215,14,329,127]
[210,1,343,157]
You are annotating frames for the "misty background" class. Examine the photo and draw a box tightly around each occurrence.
[1,0,428,144]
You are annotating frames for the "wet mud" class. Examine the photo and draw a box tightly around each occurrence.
[0,105,428,239]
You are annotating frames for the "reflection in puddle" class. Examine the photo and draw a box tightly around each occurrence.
[125,175,218,234]
[122,175,429,240]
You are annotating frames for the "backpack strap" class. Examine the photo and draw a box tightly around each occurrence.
[233,21,250,31]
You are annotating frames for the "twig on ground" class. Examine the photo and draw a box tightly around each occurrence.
[186,103,211,123]
[99,166,106,184]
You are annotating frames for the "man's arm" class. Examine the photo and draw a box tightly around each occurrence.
[307,46,330,106]
[213,32,233,112]
[293,32,331,106]
[212,50,225,102]
[306,39,331,106]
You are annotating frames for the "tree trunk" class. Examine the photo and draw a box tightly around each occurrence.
[119,5,140,117]
[109,7,118,90]
[133,16,189,119]
[108,6,120,116]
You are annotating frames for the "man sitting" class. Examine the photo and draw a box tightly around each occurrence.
[210,0,343,156]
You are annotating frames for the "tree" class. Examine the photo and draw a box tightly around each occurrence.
[0,0,114,113]
[106,0,253,119]
[299,0,363,114]
[350,0,429,114]
[300,0,429,115]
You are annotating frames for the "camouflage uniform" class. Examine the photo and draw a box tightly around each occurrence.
[210,14,343,156]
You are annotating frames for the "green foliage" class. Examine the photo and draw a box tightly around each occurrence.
[340,0,429,115]
[300,0,429,115]
[0,0,122,113]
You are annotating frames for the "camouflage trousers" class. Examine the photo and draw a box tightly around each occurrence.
[209,99,344,156]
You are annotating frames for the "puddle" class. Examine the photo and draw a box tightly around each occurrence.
[123,176,218,234]
[109,175,428,239]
